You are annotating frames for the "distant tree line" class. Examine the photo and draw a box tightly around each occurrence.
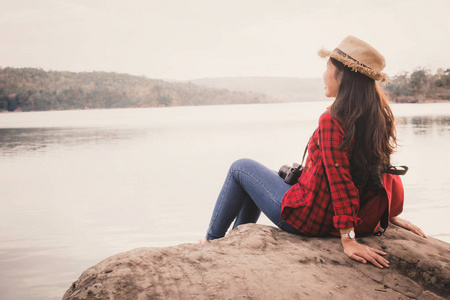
[386,68,450,103]
[0,68,274,112]
[2,67,449,111]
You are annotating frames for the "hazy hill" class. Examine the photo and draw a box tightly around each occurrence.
[0,68,276,112]
[192,70,450,103]
[190,77,327,102]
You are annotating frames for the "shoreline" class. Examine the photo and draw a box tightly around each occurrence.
[1,98,449,114]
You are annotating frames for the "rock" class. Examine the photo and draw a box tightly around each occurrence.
[63,224,449,300]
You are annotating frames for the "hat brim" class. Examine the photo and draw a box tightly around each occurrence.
[318,48,387,82]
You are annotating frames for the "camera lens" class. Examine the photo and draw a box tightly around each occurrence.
[278,165,290,179]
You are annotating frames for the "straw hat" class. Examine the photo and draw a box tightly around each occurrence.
[318,36,387,82]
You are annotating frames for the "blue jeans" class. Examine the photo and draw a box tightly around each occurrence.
[206,158,302,240]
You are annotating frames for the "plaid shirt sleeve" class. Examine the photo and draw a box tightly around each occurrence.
[318,112,361,229]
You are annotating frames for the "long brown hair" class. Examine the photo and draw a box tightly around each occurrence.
[329,58,397,189]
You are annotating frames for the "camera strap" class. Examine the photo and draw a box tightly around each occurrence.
[300,137,310,166]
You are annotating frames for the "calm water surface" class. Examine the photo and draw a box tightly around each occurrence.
[0,102,449,299]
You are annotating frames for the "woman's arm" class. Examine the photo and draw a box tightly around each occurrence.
[340,228,390,269]
[317,113,390,268]
[389,216,427,238]
[318,113,361,232]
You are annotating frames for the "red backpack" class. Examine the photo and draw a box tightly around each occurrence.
[331,166,407,237]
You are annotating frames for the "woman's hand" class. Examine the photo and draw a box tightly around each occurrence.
[341,238,390,269]
[389,216,427,238]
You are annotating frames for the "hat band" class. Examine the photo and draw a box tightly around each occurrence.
[334,48,373,70]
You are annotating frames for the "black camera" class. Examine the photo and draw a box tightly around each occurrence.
[278,163,303,185]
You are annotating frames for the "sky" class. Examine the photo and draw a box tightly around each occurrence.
[1,0,449,81]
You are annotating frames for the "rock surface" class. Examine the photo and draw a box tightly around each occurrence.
[63,224,449,299]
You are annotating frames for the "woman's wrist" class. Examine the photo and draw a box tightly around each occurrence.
[339,227,356,244]
[341,237,357,246]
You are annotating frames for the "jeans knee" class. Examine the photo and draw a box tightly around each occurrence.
[230,158,256,172]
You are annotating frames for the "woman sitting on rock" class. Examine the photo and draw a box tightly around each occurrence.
[205,36,426,268]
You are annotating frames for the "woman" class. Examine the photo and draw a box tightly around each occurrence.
[205,36,426,268]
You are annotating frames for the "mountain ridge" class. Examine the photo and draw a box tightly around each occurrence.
[189,76,327,102]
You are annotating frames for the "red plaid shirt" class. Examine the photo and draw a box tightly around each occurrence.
[281,111,361,236]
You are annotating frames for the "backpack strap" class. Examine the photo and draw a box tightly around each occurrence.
[385,165,408,176]
[373,165,408,236]
[373,207,389,236]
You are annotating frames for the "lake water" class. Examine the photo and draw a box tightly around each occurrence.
[0,102,449,299]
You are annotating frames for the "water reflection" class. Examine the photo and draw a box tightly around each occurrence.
[0,127,144,157]
[0,104,449,300]
[396,115,450,135]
